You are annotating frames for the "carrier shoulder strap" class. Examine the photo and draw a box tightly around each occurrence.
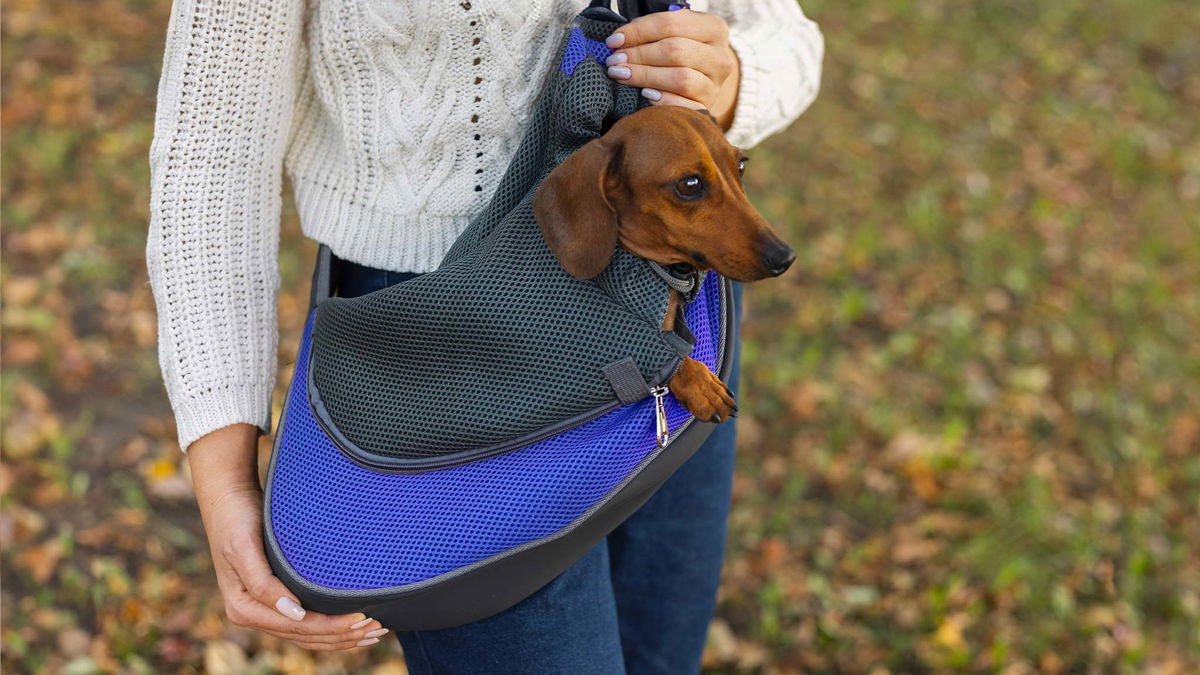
[309,243,333,310]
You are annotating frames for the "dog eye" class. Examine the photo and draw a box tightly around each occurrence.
[737,157,747,176]
[674,175,705,199]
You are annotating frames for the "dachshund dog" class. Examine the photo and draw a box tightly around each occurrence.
[532,105,795,424]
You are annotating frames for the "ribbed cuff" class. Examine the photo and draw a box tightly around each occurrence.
[171,381,275,453]
[724,7,825,151]
[724,29,767,150]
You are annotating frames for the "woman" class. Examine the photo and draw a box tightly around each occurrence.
[147,0,822,671]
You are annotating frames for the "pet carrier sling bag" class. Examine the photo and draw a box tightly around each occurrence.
[263,0,735,631]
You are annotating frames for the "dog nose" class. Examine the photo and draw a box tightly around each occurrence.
[763,245,796,277]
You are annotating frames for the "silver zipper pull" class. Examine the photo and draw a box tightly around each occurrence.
[650,385,671,447]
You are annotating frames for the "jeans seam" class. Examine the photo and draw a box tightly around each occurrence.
[410,630,435,674]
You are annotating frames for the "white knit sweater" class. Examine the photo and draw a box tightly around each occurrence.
[147,0,824,452]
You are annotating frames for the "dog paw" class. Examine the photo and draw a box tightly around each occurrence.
[668,357,737,423]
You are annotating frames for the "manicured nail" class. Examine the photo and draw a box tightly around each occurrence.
[605,52,627,66]
[349,616,372,630]
[605,33,625,48]
[275,597,306,621]
[357,637,380,647]
[607,65,631,80]
[364,628,390,638]
[641,88,662,101]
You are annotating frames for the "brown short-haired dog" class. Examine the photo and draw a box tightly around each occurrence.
[532,105,795,424]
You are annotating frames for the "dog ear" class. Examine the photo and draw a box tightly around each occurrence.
[532,136,624,279]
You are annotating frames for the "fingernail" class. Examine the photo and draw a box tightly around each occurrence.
[605,33,625,48]
[275,596,306,621]
[604,52,627,66]
[641,88,662,101]
[349,616,372,630]
[357,637,380,647]
[364,628,390,638]
[607,65,631,80]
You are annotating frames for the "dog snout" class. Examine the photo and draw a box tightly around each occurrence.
[762,243,796,277]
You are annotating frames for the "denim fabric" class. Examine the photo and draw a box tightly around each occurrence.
[330,253,742,674]
[332,257,424,298]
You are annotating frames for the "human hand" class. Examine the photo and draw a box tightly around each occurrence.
[188,424,388,650]
[603,9,741,130]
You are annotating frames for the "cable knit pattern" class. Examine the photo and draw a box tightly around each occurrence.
[147,0,824,452]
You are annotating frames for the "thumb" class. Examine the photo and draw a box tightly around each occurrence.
[228,537,307,621]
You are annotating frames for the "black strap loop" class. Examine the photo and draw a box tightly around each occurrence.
[593,0,684,21]
[617,0,684,20]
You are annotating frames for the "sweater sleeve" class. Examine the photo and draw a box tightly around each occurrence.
[707,0,824,149]
[146,0,306,452]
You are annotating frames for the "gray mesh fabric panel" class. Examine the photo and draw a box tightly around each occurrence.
[309,13,699,460]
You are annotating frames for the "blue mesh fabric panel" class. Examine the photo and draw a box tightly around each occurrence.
[270,272,723,590]
[559,27,613,76]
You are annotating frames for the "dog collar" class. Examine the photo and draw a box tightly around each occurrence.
[647,261,703,304]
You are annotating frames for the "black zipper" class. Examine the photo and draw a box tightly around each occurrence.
[312,381,631,474]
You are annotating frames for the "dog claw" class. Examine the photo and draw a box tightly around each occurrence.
[669,358,738,428]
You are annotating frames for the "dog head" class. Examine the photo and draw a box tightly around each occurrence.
[532,105,795,282]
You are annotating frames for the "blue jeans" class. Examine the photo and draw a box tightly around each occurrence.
[331,254,743,674]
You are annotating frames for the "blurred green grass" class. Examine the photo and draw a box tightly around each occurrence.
[2,0,1198,672]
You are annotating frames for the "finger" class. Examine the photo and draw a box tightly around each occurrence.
[606,11,728,49]
[229,597,388,642]
[640,89,707,111]
[606,64,717,105]
[606,37,733,83]
[287,637,380,651]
